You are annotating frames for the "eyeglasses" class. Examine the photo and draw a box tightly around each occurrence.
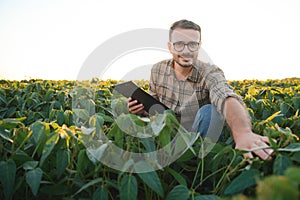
[172,41,200,52]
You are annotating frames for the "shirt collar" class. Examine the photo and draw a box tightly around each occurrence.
[187,65,200,82]
[167,59,200,82]
[166,59,173,75]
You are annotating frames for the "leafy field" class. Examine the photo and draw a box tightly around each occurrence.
[0,78,300,200]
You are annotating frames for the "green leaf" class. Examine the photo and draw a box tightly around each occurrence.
[151,114,166,136]
[86,143,108,163]
[278,143,300,152]
[166,185,189,200]
[108,123,124,148]
[267,135,277,148]
[6,107,16,118]
[23,161,39,170]
[165,167,187,186]
[223,169,260,195]
[280,103,289,114]
[89,114,104,133]
[120,175,138,200]
[56,149,71,178]
[76,149,89,176]
[0,93,7,105]
[93,186,109,200]
[72,178,103,197]
[285,167,300,184]
[291,151,300,163]
[64,110,74,126]
[176,148,195,162]
[13,126,30,146]
[141,137,156,152]
[119,159,135,174]
[26,167,43,196]
[11,153,34,167]
[97,112,114,123]
[292,96,300,109]
[158,127,171,147]
[0,117,26,129]
[0,159,16,200]
[194,195,220,200]
[57,110,65,125]
[259,111,281,125]
[39,132,59,167]
[273,154,292,175]
[73,108,90,121]
[173,133,186,156]
[30,122,50,146]
[0,130,13,143]
[135,162,164,197]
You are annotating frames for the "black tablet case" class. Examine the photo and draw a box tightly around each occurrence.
[112,81,169,115]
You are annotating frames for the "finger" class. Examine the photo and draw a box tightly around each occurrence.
[261,136,277,144]
[258,137,274,159]
[128,99,138,107]
[253,139,270,159]
[253,148,270,160]
[129,104,144,114]
[128,101,143,112]
[128,104,140,112]
[128,97,138,105]
[263,148,274,160]
[243,152,254,164]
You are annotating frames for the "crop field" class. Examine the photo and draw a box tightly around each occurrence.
[0,78,300,200]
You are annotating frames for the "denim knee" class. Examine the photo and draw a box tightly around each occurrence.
[192,104,225,142]
[192,104,213,137]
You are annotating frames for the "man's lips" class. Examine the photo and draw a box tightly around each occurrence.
[179,55,193,61]
[179,54,193,59]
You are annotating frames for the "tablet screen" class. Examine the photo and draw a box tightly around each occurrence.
[112,81,169,115]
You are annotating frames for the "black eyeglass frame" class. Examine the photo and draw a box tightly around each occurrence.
[171,41,200,52]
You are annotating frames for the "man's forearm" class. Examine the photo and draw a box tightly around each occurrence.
[223,97,252,140]
[223,97,274,160]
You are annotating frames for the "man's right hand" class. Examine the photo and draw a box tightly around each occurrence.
[128,97,149,116]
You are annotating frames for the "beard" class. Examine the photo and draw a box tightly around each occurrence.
[174,59,192,68]
[173,53,196,68]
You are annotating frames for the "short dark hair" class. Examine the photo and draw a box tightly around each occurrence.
[169,19,201,42]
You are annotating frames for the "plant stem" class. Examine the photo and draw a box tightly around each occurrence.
[191,137,204,189]
[214,149,237,194]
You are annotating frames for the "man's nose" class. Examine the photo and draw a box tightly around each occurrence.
[182,44,191,53]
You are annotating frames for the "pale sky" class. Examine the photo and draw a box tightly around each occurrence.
[1,0,300,81]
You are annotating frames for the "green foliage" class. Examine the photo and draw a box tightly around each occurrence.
[0,78,299,199]
[0,159,16,200]
[256,175,299,200]
[120,175,137,200]
[223,169,261,195]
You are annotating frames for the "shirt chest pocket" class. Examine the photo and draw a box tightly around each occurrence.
[155,84,179,106]
[194,87,210,102]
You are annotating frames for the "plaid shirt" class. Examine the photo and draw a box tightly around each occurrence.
[149,59,243,130]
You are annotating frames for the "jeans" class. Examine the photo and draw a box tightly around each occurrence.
[191,104,225,142]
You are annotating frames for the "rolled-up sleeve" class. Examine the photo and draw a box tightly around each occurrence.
[148,66,158,100]
[205,65,244,114]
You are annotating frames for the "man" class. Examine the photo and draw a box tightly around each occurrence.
[128,19,273,160]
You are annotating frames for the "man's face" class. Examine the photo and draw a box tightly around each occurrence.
[168,28,201,68]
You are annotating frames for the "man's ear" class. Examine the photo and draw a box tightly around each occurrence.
[167,42,172,52]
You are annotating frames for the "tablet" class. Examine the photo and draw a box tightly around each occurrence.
[112,81,169,115]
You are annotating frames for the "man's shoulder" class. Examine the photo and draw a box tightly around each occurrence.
[152,59,172,69]
[194,60,224,75]
[194,60,218,71]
